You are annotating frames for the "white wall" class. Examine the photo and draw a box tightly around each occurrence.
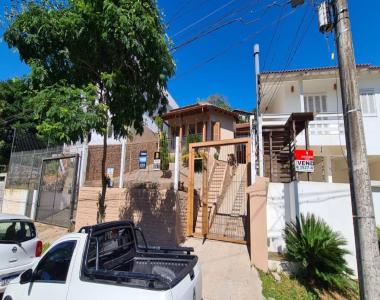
[267,181,380,276]
[2,189,29,215]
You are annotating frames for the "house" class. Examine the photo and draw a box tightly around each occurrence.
[254,64,380,274]
[162,102,239,150]
[258,64,380,184]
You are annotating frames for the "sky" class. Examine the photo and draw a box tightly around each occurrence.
[1,0,380,111]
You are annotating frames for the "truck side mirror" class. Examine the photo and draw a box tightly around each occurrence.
[20,269,33,284]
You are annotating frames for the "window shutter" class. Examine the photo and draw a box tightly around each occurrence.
[315,96,321,112]
[307,96,314,112]
[360,89,377,115]
[322,95,327,112]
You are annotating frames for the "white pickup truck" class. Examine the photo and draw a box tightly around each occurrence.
[3,220,202,300]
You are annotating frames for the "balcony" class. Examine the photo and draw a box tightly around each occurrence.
[262,113,346,147]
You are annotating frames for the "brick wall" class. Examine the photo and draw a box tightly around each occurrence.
[86,145,121,181]
[75,185,187,246]
[125,141,158,173]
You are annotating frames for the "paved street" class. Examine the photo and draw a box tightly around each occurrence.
[183,238,264,300]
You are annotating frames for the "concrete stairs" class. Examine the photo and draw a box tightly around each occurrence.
[195,162,227,234]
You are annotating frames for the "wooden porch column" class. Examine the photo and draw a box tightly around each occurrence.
[292,120,298,181]
[269,131,273,182]
[179,123,183,151]
[201,152,208,236]
[202,121,207,142]
[187,146,195,236]
[304,120,310,181]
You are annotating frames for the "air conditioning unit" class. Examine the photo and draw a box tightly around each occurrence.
[318,1,334,33]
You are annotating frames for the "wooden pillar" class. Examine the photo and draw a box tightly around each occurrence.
[269,131,273,182]
[304,120,310,181]
[292,120,298,181]
[187,146,195,236]
[201,152,208,236]
[202,121,207,142]
[179,124,183,149]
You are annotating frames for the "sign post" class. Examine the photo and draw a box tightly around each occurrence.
[294,149,314,173]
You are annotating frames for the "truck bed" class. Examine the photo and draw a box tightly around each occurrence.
[81,221,198,290]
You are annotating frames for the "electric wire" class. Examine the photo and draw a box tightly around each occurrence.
[174,7,298,79]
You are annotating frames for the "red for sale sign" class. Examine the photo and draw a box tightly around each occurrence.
[294,149,314,172]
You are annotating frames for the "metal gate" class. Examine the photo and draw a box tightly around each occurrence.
[187,138,251,243]
[36,155,79,228]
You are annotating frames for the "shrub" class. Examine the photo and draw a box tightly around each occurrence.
[284,213,356,295]
[377,226,380,240]
[159,131,169,171]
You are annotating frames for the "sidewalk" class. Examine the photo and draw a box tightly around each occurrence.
[183,238,264,300]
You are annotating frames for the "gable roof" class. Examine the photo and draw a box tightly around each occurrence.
[162,102,239,121]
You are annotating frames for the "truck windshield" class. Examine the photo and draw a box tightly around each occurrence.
[0,221,36,244]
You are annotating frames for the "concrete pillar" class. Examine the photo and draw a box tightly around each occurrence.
[324,156,333,183]
[31,190,38,220]
[299,80,305,112]
[285,181,300,224]
[119,139,127,188]
[79,137,88,187]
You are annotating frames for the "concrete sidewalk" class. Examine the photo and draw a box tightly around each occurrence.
[183,238,264,300]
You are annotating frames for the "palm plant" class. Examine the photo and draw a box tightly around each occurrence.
[284,213,356,295]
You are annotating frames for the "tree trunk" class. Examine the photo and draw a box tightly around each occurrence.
[97,130,108,223]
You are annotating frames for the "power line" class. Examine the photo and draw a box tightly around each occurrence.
[171,0,288,52]
[263,5,315,113]
[171,0,238,38]
[261,3,286,72]
[166,0,209,28]
[175,8,298,79]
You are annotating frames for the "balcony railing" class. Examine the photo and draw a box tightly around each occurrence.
[309,113,345,135]
[262,113,345,136]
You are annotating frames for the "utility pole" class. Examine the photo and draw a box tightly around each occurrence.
[290,0,380,297]
[332,0,380,298]
[254,44,264,177]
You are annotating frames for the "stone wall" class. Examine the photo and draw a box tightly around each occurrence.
[75,185,187,246]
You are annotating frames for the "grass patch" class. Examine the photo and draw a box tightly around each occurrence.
[259,270,358,300]
[259,270,318,300]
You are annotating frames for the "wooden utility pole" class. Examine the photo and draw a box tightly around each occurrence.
[332,0,380,298]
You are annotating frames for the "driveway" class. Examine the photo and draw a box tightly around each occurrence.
[183,238,264,300]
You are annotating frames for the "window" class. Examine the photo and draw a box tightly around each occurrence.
[188,124,196,135]
[360,89,377,116]
[304,95,328,113]
[86,227,135,270]
[34,240,76,283]
[0,221,36,244]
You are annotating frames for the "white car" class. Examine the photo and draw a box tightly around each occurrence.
[0,213,42,294]
[3,221,202,300]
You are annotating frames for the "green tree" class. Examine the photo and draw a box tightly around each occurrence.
[199,94,231,111]
[4,0,175,223]
[0,78,37,165]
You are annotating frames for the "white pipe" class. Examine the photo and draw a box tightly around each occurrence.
[119,139,127,188]
[174,136,180,192]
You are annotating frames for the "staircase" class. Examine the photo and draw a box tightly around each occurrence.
[194,162,227,234]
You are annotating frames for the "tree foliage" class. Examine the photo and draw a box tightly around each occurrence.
[284,214,356,295]
[0,78,36,165]
[198,94,231,111]
[4,0,175,222]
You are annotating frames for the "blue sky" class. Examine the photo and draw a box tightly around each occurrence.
[1,0,380,111]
